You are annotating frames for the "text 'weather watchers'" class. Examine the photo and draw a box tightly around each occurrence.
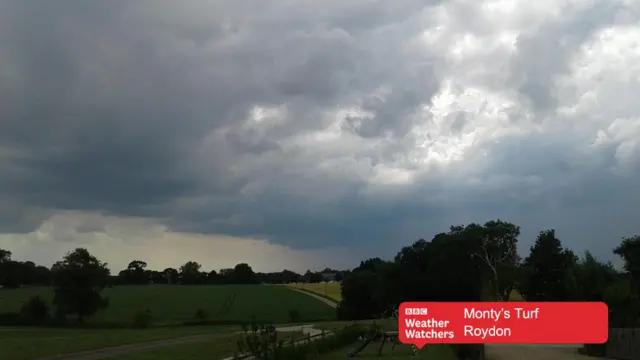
[398,302,608,348]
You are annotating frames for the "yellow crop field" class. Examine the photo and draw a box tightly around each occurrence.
[286,282,342,302]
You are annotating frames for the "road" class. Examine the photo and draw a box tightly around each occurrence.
[36,325,322,360]
[486,344,611,360]
[286,287,338,308]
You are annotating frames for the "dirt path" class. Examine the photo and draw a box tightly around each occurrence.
[36,325,321,360]
[286,287,338,308]
[486,344,609,360]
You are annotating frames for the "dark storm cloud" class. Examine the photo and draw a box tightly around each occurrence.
[1,0,640,266]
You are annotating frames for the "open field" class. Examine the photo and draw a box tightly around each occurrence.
[0,285,335,325]
[285,282,342,301]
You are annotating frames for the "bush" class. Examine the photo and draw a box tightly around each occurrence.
[235,317,368,360]
[20,295,50,323]
[235,318,285,359]
[132,308,153,328]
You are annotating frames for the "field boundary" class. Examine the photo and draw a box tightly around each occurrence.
[284,286,339,308]
[287,287,338,308]
[227,328,336,360]
[35,325,323,360]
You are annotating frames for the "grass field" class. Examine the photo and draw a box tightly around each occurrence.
[0,285,336,324]
[0,326,237,360]
[285,282,342,301]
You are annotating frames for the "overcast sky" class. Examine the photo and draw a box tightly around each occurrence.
[1,0,639,273]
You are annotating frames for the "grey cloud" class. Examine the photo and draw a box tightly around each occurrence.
[509,2,627,112]
[0,0,639,267]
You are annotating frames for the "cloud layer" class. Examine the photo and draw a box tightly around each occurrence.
[1,0,639,271]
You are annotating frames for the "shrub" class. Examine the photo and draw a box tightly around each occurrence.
[235,317,368,360]
[235,318,285,359]
[20,295,50,323]
[132,308,153,328]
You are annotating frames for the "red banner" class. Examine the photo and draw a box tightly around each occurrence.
[398,302,608,348]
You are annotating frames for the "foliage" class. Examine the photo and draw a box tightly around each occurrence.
[0,251,51,288]
[179,261,203,285]
[339,225,488,320]
[518,230,576,301]
[235,317,368,360]
[51,248,111,322]
[20,295,50,323]
[235,319,286,359]
[471,220,521,301]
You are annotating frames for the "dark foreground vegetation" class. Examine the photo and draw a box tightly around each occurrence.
[2,218,640,359]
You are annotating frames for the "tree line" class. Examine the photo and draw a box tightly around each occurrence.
[0,250,347,288]
[337,220,640,328]
[2,218,640,329]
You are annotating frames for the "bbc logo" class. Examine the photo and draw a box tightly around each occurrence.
[405,308,428,315]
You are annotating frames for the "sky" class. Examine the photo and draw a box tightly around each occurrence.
[1,0,639,273]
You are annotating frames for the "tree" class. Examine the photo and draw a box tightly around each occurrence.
[179,261,202,285]
[471,220,521,300]
[519,230,576,301]
[614,235,640,286]
[163,268,179,284]
[51,248,110,322]
[0,249,12,287]
[570,251,618,301]
[339,225,488,321]
[126,260,148,284]
[0,249,11,263]
[1,261,23,288]
[232,263,259,284]
[338,269,383,320]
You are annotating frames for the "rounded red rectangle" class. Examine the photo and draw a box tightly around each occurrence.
[398,302,608,347]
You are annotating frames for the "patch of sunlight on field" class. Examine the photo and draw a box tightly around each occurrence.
[509,289,524,301]
[286,282,342,301]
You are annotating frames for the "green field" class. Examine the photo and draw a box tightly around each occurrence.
[0,285,336,325]
[0,326,235,360]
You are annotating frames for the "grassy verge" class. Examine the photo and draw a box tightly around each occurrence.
[0,326,238,360]
[320,343,455,360]
[110,330,303,360]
